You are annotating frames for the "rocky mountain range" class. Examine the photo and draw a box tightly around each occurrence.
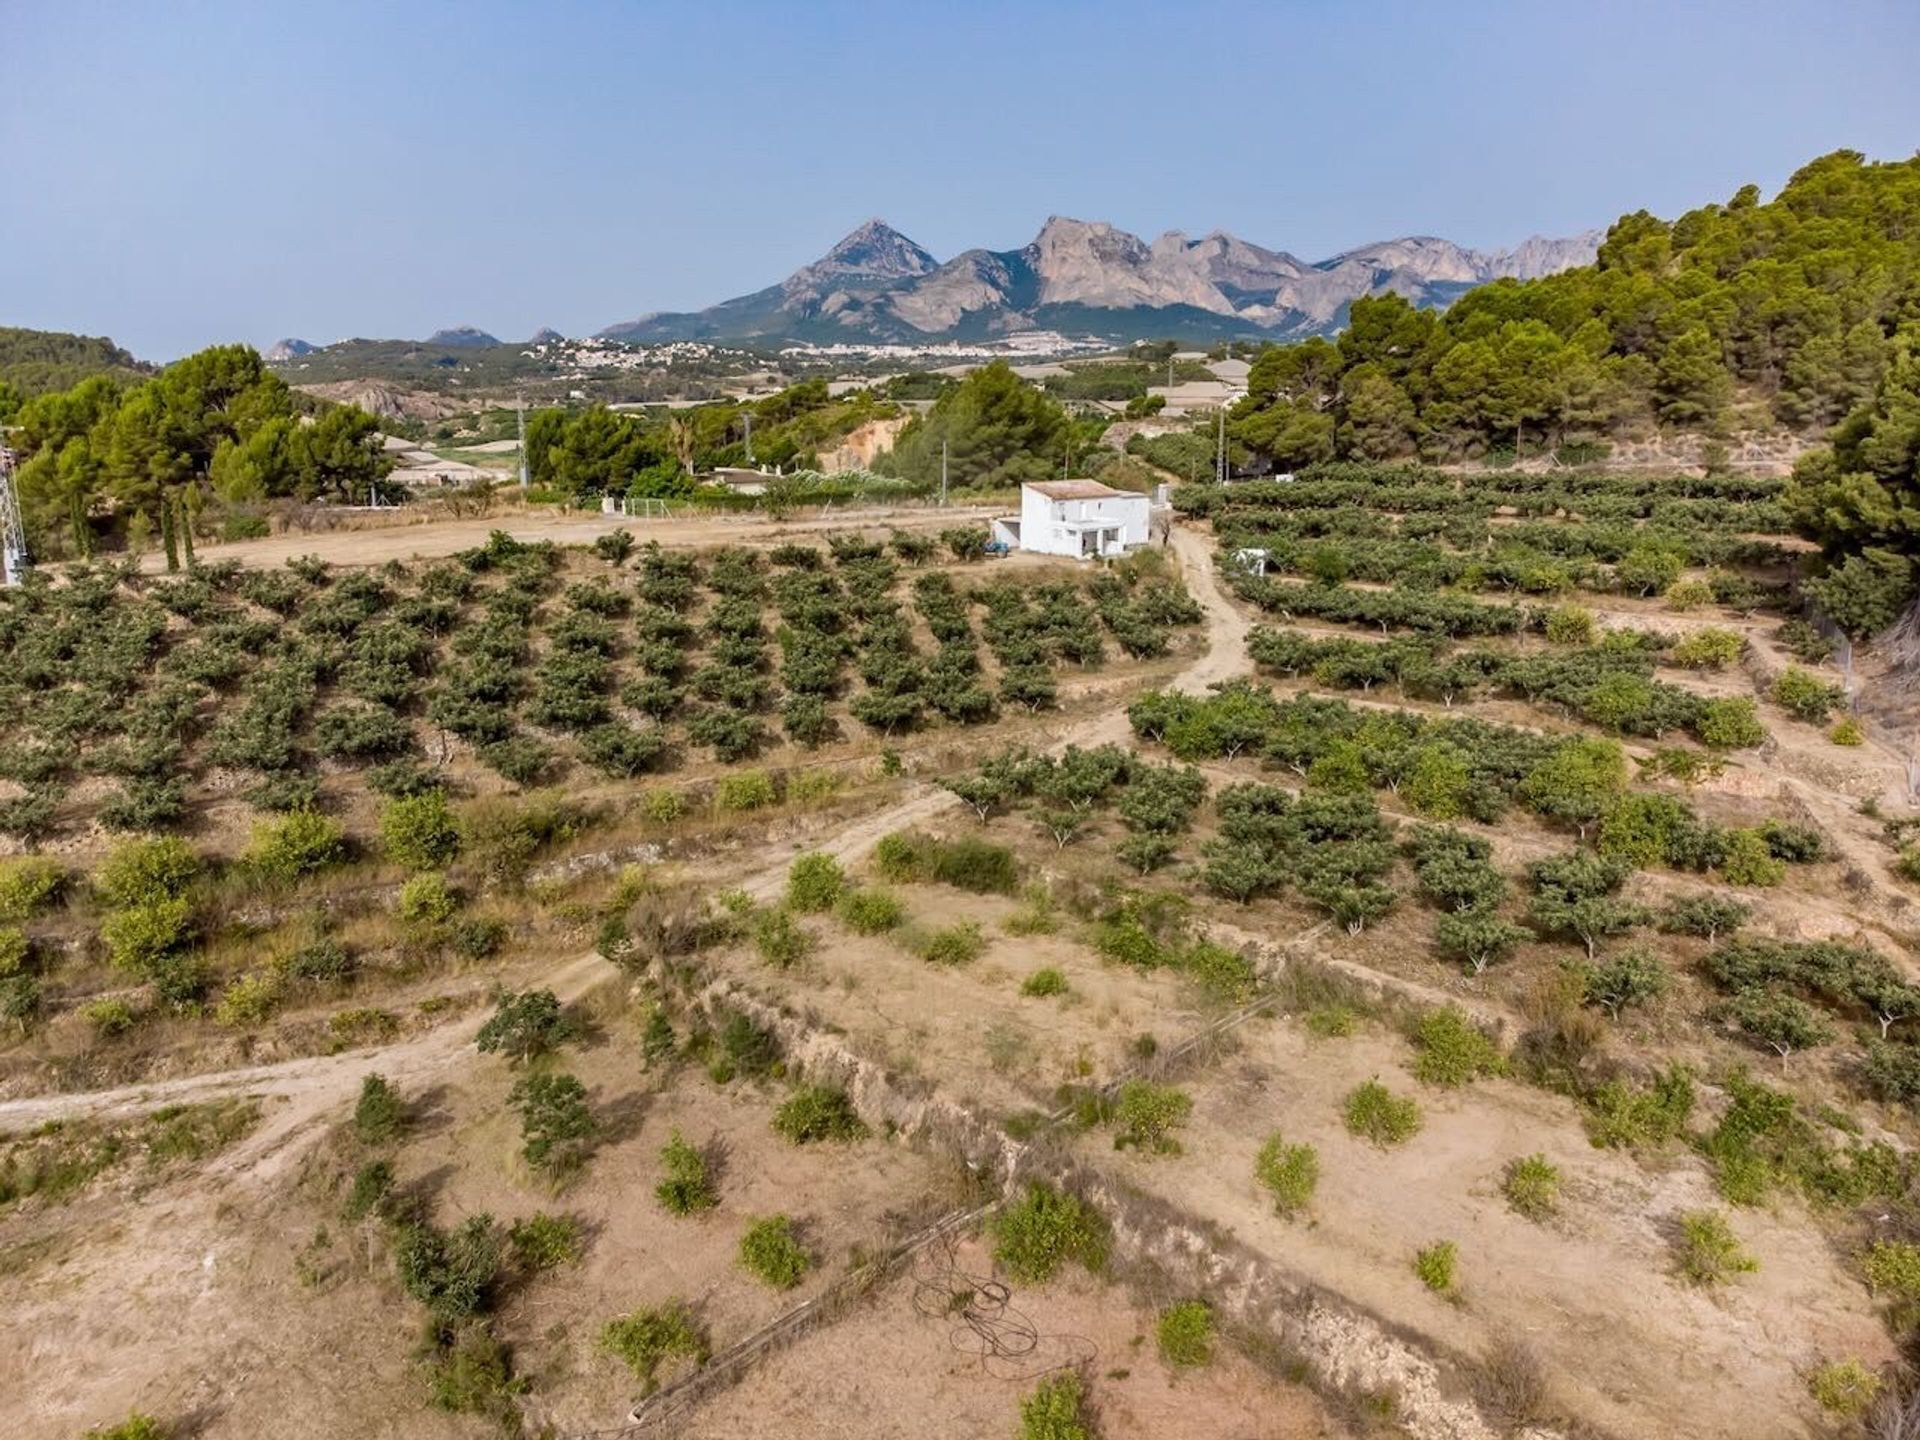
[598,216,1602,346]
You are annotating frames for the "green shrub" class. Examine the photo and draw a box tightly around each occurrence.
[1411,1006,1507,1087]
[752,908,813,968]
[1111,1080,1191,1155]
[990,1182,1110,1283]
[1718,827,1786,886]
[1019,1372,1094,1440]
[458,794,582,887]
[82,996,137,1036]
[1305,1004,1357,1038]
[380,792,461,871]
[397,872,460,929]
[1543,605,1594,645]
[0,857,63,922]
[1669,627,1744,669]
[1772,666,1844,724]
[354,1074,406,1145]
[101,897,194,976]
[1413,1239,1458,1295]
[1021,967,1069,998]
[1696,697,1766,750]
[1580,947,1669,1018]
[914,920,985,966]
[1664,577,1714,611]
[86,1414,167,1440]
[1677,1209,1757,1285]
[599,1301,708,1394]
[1583,1066,1695,1148]
[1255,1134,1318,1218]
[738,1214,811,1289]
[1156,1299,1214,1367]
[1807,1359,1880,1417]
[508,1070,595,1173]
[772,1085,867,1144]
[247,809,347,883]
[836,887,905,935]
[655,1130,717,1215]
[509,1211,584,1271]
[475,989,574,1063]
[343,1159,395,1221]
[394,1214,503,1323]
[1502,1154,1560,1220]
[871,832,923,882]
[714,769,778,812]
[641,788,685,824]
[1345,1079,1422,1146]
[929,835,1019,894]
[1180,939,1258,1004]
[1830,716,1866,746]
[785,852,845,912]
[1861,1240,1920,1302]
[95,836,198,909]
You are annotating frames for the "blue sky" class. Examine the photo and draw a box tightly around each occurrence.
[4,0,1917,358]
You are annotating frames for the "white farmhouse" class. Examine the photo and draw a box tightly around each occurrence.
[992,480,1151,559]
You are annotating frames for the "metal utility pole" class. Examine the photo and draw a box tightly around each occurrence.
[0,446,27,587]
[1216,406,1226,484]
[744,411,754,465]
[940,439,948,507]
[516,394,529,491]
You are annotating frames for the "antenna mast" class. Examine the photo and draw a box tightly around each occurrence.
[516,394,529,491]
[0,445,28,587]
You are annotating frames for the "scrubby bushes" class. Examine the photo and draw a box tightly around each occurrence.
[1255,1134,1318,1217]
[1676,1209,1757,1285]
[1345,1078,1422,1146]
[1501,1154,1560,1220]
[599,1301,708,1394]
[991,1182,1109,1283]
[1155,1300,1214,1367]
[738,1215,811,1289]
[772,1085,866,1145]
[654,1130,717,1214]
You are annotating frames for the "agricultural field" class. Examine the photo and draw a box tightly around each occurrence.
[5,464,1920,1440]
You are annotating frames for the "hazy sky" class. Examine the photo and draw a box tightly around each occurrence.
[5,0,1917,358]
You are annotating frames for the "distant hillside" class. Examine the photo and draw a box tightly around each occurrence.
[597,216,1601,345]
[0,326,151,398]
[426,326,500,348]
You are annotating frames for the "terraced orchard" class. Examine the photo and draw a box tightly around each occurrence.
[6,467,1920,1440]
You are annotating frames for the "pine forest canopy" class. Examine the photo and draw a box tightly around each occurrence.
[0,326,152,413]
[5,344,390,563]
[1210,149,1920,632]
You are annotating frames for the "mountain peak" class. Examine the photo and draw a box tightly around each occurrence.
[265,337,315,362]
[812,219,937,280]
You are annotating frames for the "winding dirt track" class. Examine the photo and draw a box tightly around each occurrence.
[0,527,1245,1183]
[139,503,1002,574]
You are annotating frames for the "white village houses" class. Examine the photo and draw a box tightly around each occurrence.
[992,480,1151,559]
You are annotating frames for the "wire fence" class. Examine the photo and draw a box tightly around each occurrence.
[1802,597,1920,801]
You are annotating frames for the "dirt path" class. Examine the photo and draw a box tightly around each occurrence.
[0,526,1246,1164]
[144,503,1002,573]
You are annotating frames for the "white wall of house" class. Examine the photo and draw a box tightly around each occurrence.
[1016,483,1151,559]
